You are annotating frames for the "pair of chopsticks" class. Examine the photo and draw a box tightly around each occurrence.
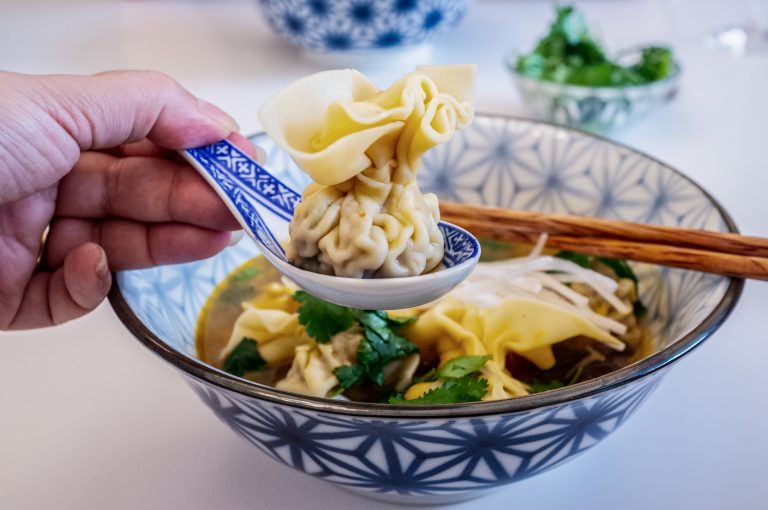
[439,201,768,280]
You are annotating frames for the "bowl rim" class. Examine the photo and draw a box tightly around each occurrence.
[108,113,743,419]
[504,46,683,93]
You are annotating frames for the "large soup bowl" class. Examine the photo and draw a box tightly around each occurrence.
[109,115,741,505]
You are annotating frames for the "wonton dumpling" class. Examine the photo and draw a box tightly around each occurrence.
[479,298,624,368]
[276,330,362,397]
[408,298,622,368]
[383,353,421,393]
[246,281,299,314]
[260,66,475,278]
[221,303,311,368]
[405,297,624,400]
[275,332,421,398]
[403,360,528,401]
[481,360,529,400]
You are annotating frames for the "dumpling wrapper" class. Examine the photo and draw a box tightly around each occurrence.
[221,304,311,368]
[259,65,475,186]
[260,65,475,278]
[274,331,420,397]
[404,297,625,399]
[276,330,362,397]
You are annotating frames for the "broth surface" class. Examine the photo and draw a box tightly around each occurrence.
[197,242,652,397]
[196,257,283,367]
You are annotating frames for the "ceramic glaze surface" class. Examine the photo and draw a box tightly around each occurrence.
[187,374,660,500]
[114,115,736,504]
[258,0,472,52]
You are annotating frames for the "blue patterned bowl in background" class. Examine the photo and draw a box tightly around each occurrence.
[110,115,740,505]
[506,49,682,133]
[257,0,472,61]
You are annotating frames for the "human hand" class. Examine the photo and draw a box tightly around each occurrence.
[0,70,257,330]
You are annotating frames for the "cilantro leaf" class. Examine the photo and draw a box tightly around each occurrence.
[435,355,490,379]
[595,256,647,317]
[527,378,565,393]
[568,366,584,385]
[355,327,418,387]
[334,326,419,389]
[632,46,673,82]
[410,355,489,389]
[555,250,590,267]
[596,257,638,284]
[222,338,267,377]
[349,309,416,334]
[385,314,418,329]
[389,376,488,405]
[527,367,583,394]
[556,250,647,318]
[232,266,259,283]
[294,291,355,343]
[331,310,420,389]
[383,391,404,403]
[351,309,389,337]
[412,368,437,384]
[292,292,420,390]
[333,364,366,389]
[556,250,639,283]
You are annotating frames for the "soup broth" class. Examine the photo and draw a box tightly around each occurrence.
[196,257,288,385]
[197,240,652,403]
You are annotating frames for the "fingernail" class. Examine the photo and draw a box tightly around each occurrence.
[254,144,268,164]
[227,230,245,247]
[197,98,240,133]
[96,249,109,279]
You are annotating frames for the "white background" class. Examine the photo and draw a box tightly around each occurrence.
[1,1,767,508]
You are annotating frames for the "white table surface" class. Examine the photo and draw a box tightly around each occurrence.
[1,0,767,508]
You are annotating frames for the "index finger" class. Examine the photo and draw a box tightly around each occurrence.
[100,133,264,160]
[56,151,241,230]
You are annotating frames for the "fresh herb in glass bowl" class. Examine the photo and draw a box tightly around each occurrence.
[516,6,675,87]
[507,5,681,132]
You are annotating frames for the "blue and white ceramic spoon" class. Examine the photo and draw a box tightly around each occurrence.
[181,139,480,310]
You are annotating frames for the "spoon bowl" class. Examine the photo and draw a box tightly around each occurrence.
[181,139,480,309]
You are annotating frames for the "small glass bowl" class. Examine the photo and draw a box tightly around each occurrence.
[505,48,682,133]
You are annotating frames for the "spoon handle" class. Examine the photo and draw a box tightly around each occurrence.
[180,139,302,261]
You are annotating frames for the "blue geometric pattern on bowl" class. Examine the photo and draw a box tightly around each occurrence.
[184,139,478,270]
[113,115,738,504]
[258,0,472,51]
[188,374,660,502]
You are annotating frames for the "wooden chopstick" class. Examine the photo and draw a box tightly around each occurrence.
[440,201,768,258]
[439,201,768,281]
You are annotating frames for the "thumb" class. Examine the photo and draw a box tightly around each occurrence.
[52,242,112,325]
[6,242,112,329]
